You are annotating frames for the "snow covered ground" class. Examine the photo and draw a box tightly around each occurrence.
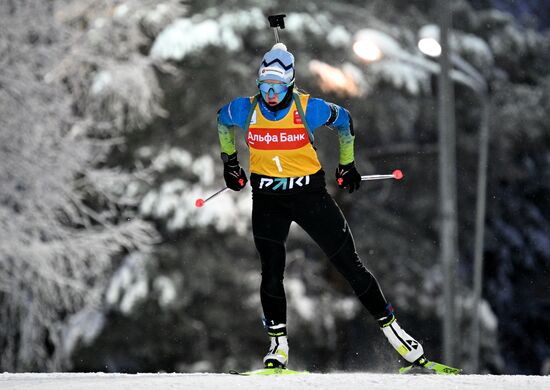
[1,372,549,390]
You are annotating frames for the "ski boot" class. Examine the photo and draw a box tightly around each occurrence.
[263,322,289,368]
[377,304,425,364]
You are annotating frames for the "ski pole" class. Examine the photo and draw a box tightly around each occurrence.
[361,169,404,181]
[195,179,245,208]
[195,187,229,208]
[338,170,403,186]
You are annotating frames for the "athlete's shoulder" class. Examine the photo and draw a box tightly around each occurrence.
[306,96,331,110]
[302,96,350,129]
[218,96,257,127]
[301,96,330,128]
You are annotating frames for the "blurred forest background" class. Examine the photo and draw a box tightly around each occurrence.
[1,0,548,375]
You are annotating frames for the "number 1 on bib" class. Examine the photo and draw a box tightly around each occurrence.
[272,156,283,172]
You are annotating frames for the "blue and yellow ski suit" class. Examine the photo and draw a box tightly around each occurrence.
[217,93,388,324]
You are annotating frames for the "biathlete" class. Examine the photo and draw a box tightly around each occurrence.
[217,42,425,369]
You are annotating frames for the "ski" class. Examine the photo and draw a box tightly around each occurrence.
[229,367,309,376]
[399,357,462,375]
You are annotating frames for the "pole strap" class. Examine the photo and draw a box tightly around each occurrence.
[293,93,314,144]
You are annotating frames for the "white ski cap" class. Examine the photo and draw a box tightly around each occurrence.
[272,43,287,51]
[258,43,295,84]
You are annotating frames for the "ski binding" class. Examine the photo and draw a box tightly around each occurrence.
[399,356,462,375]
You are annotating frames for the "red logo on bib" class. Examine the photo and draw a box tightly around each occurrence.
[247,128,309,150]
[293,110,302,124]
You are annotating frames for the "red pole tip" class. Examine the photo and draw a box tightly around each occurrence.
[195,198,205,208]
[392,169,404,180]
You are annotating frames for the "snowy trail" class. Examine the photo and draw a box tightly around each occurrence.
[2,372,549,390]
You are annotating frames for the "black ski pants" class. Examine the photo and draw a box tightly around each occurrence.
[252,188,388,325]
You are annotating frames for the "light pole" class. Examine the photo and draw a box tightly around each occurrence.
[353,26,459,366]
[435,2,458,367]
[418,24,490,373]
[353,21,491,370]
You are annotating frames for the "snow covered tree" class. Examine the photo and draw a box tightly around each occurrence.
[0,0,157,371]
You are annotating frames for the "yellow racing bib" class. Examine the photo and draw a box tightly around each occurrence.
[248,94,322,177]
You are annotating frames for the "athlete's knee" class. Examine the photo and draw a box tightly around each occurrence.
[259,262,286,298]
[254,234,285,255]
[261,274,285,298]
[329,236,375,293]
[329,236,367,275]
[254,236,286,298]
